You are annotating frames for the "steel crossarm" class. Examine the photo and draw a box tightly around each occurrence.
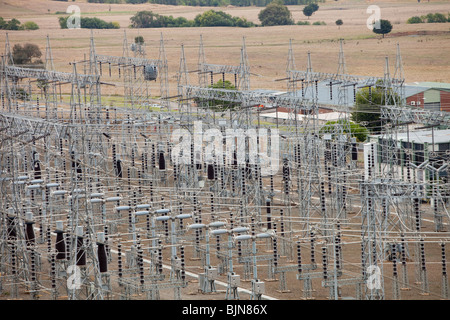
[322,276,364,288]
[288,69,385,87]
[201,63,241,75]
[295,263,318,273]
[119,274,165,284]
[238,254,275,264]
[380,104,450,125]
[4,66,99,86]
[274,264,300,274]
[95,54,160,67]
[0,113,72,145]
[360,179,426,199]
[296,271,324,280]
[141,280,187,290]
[184,86,316,111]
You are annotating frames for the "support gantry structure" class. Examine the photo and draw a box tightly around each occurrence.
[1,33,450,301]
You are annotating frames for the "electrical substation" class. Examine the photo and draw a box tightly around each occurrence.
[1,31,449,301]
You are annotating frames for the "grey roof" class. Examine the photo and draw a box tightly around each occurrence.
[254,82,440,107]
[291,83,430,106]
[404,85,429,98]
[291,81,357,106]
[413,82,450,90]
[371,129,450,145]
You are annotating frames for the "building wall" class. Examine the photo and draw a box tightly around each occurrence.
[441,90,450,112]
[406,89,450,112]
[406,92,425,107]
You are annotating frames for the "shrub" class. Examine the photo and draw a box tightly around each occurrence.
[406,16,423,24]
[59,16,120,29]
[297,20,310,25]
[407,13,448,24]
[430,13,447,23]
[130,10,253,28]
[88,0,122,2]
[146,0,323,6]
[23,21,40,30]
[195,10,254,27]
[0,17,39,30]
[312,21,326,25]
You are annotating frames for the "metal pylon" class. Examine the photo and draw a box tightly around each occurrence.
[158,33,169,108]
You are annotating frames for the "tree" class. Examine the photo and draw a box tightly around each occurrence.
[16,88,30,101]
[130,10,253,28]
[194,10,253,27]
[351,85,399,134]
[59,16,119,29]
[309,3,319,12]
[302,3,319,19]
[135,36,144,44]
[320,119,369,142]
[335,19,343,29]
[372,19,392,38]
[211,79,235,90]
[0,17,6,29]
[194,10,235,27]
[302,6,314,19]
[130,11,165,28]
[258,1,294,26]
[204,80,238,111]
[12,43,42,65]
[6,18,21,30]
[427,13,447,23]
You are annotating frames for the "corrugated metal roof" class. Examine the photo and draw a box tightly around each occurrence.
[291,82,356,106]
[371,129,450,144]
[412,82,450,90]
[256,81,449,106]
[404,85,429,97]
[260,111,344,122]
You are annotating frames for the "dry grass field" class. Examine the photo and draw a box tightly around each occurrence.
[1,0,450,97]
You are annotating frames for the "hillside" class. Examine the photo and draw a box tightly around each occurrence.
[1,0,449,96]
